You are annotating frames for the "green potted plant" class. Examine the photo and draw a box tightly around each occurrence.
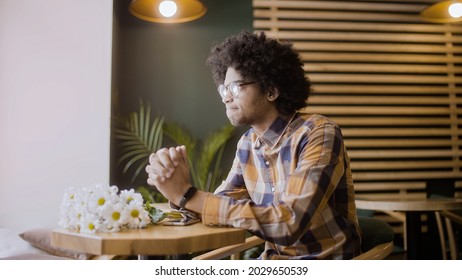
[112,99,235,201]
[163,121,235,193]
[112,100,165,203]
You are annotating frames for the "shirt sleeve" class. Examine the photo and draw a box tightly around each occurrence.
[201,122,348,246]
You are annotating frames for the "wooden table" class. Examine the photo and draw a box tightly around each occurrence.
[355,197,462,260]
[50,204,246,259]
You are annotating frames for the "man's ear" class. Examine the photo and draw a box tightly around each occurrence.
[267,88,279,102]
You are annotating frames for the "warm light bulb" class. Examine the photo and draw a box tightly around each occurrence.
[159,0,177,18]
[449,2,462,18]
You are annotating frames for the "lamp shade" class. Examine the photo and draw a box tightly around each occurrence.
[420,0,462,23]
[129,0,207,24]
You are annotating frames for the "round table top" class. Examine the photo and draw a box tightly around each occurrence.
[355,197,462,212]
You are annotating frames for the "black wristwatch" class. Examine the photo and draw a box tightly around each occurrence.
[179,186,198,209]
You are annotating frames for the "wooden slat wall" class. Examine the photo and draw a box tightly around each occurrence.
[253,0,462,234]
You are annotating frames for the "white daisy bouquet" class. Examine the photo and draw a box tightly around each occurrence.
[59,184,152,233]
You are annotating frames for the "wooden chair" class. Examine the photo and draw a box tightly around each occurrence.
[192,235,264,260]
[193,216,394,260]
[354,216,394,260]
[435,210,462,260]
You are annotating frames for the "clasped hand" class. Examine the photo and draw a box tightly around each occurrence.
[145,145,192,206]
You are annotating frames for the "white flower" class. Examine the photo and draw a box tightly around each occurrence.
[78,212,101,233]
[123,200,151,229]
[120,189,143,205]
[86,184,118,214]
[100,201,126,232]
[59,184,152,233]
[59,186,84,230]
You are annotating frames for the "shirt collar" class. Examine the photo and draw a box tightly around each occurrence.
[255,113,297,149]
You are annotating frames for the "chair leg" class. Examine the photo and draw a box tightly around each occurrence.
[445,217,457,260]
[435,211,447,260]
[383,210,406,250]
[403,217,407,251]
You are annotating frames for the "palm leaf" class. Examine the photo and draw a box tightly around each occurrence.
[163,121,200,186]
[208,144,226,192]
[196,124,235,191]
[163,122,196,159]
[113,101,164,184]
[164,121,235,192]
[135,185,168,204]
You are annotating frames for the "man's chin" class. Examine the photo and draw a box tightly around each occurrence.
[227,117,241,127]
[228,119,248,128]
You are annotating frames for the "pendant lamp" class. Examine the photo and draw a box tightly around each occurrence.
[129,0,207,24]
[420,0,462,23]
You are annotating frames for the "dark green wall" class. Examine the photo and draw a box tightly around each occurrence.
[111,0,253,187]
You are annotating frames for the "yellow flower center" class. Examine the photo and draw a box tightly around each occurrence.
[130,209,139,218]
[126,197,133,203]
[98,198,105,205]
[112,212,121,220]
[88,223,95,231]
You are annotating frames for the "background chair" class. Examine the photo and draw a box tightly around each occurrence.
[427,183,461,260]
[435,210,462,260]
[354,216,394,260]
[193,216,394,260]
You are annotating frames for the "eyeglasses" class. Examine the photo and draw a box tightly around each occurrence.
[217,81,257,99]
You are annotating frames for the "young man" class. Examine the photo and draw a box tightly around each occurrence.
[145,31,361,259]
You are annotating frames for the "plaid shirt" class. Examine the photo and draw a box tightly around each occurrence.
[201,113,361,259]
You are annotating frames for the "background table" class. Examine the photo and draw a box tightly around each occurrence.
[50,204,246,258]
[355,197,462,259]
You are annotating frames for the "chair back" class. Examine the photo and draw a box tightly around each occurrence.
[353,216,394,260]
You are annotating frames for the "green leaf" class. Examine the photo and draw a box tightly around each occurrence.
[196,123,235,190]
[148,117,164,151]
[135,186,155,204]
[130,158,150,183]
[163,121,235,192]
[144,203,168,224]
[113,100,164,184]
[135,186,167,204]
[113,99,235,193]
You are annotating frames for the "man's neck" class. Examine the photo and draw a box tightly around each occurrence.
[251,112,293,136]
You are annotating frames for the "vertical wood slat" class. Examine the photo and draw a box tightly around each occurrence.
[252,0,462,201]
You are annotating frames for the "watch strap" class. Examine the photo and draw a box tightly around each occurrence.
[179,186,198,209]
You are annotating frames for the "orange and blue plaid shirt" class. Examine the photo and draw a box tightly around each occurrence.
[201,113,361,259]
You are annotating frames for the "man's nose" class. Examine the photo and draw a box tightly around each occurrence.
[221,91,233,103]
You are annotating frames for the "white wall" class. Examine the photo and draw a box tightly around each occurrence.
[0,0,113,231]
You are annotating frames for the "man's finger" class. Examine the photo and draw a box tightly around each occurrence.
[147,172,165,184]
[169,147,183,167]
[156,148,175,172]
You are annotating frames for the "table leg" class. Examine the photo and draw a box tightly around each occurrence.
[406,212,422,260]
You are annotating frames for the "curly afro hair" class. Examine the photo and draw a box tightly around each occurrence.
[206,30,310,115]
